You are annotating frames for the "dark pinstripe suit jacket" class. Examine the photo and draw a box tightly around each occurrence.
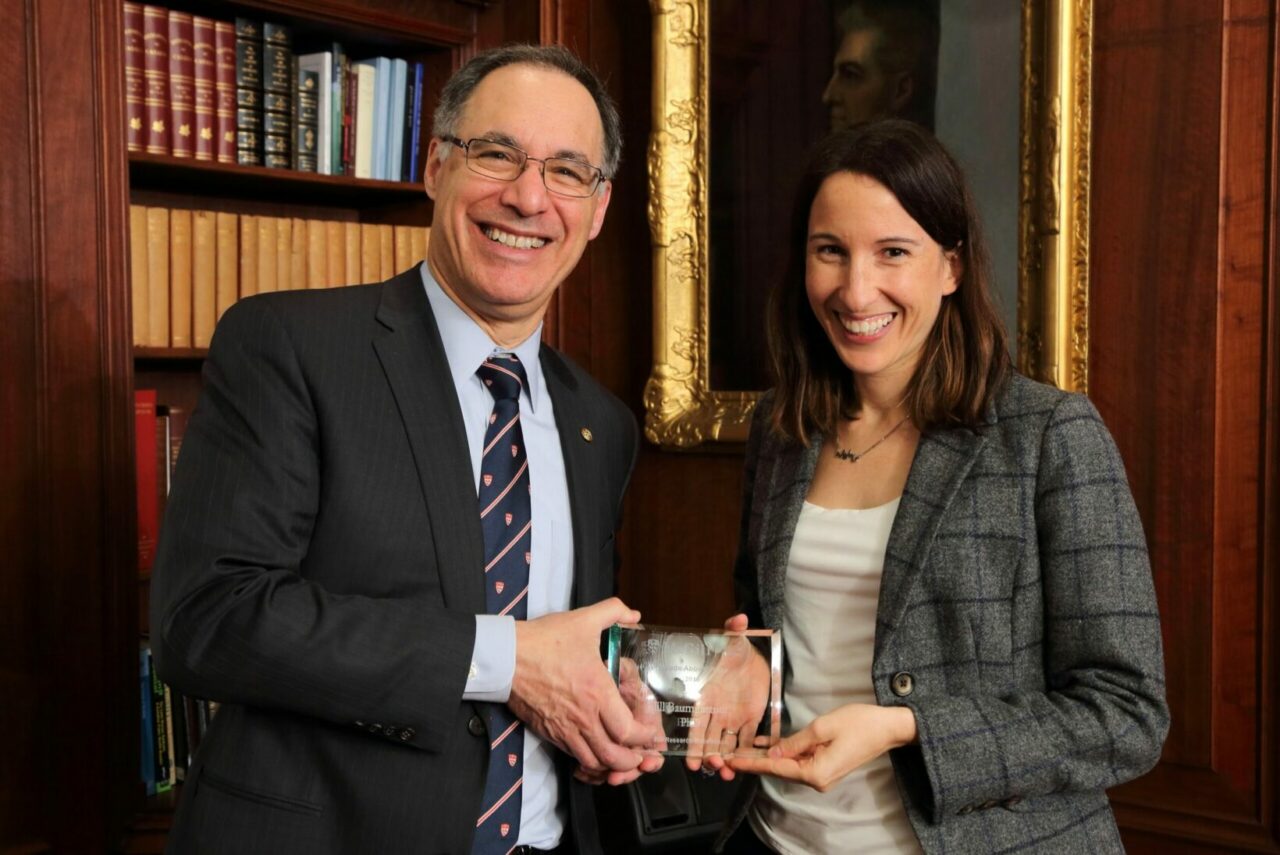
[722,374,1169,854]
[150,267,638,855]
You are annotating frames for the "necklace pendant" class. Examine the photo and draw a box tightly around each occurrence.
[834,448,861,463]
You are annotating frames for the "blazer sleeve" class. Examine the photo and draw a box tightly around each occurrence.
[732,396,770,628]
[908,392,1170,820]
[149,297,474,754]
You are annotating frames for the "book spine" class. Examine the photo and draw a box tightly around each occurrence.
[151,661,172,793]
[306,217,326,288]
[192,210,216,347]
[213,22,237,163]
[325,220,344,287]
[342,57,357,175]
[274,216,291,292]
[255,216,276,293]
[409,225,428,266]
[169,209,192,348]
[145,207,169,347]
[359,223,379,282]
[239,214,259,298]
[134,389,158,576]
[140,646,156,793]
[295,68,319,173]
[192,17,216,161]
[388,59,406,183]
[167,11,195,159]
[330,44,345,175]
[344,221,361,285]
[234,18,263,166]
[141,5,169,155]
[129,204,148,346]
[215,211,238,321]
[405,62,423,182]
[371,57,390,180]
[393,225,413,273]
[262,23,292,169]
[290,217,307,290]
[353,63,374,179]
[123,3,145,152]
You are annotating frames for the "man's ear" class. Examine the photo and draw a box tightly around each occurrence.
[587,180,613,241]
[423,138,445,200]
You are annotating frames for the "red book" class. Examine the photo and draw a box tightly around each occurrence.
[213,21,237,163]
[343,60,357,174]
[168,11,195,158]
[141,5,169,155]
[134,389,159,576]
[192,16,216,161]
[123,2,145,152]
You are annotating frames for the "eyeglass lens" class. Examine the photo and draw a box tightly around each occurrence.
[463,139,599,196]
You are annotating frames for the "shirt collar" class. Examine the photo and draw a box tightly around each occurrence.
[420,263,545,412]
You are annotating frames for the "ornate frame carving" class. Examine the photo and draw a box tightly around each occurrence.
[644,0,1092,448]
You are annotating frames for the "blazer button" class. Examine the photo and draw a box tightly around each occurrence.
[369,722,383,734]
[468,715,486,737]
[890,671,914,697]
[400,727,415,741]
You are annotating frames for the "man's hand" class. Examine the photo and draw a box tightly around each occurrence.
[726,703,917,792]
[509,598,664,784]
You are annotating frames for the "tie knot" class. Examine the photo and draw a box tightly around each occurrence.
[476,355,528,403]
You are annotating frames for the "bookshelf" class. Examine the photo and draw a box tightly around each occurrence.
[0,1,546,851]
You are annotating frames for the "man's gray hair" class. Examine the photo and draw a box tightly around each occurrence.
[431,44,622,179]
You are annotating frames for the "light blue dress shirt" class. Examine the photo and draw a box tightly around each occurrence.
[421,265,574,849]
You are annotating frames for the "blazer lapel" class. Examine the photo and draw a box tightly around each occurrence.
[539,348,598,608]
[875,426,988,658]
[371,269,486,614]
[757,437,821,631]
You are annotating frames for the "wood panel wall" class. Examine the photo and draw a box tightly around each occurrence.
[1092,1,1280,851]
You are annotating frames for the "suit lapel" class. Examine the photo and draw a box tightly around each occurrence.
[371,269,485,614]
[875,426,988,657]
[539,348,598,608]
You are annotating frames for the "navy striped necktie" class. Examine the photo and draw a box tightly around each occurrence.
[473,354,531,854]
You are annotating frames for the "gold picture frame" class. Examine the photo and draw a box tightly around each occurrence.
[644,0,1092,448]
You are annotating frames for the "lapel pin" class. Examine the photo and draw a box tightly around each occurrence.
[580,427,593,442]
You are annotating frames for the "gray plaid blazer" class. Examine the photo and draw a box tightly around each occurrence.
[721,374,1169,854]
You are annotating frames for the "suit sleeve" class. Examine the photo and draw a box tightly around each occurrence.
[149,297,474,753]
[907,393,1170,821]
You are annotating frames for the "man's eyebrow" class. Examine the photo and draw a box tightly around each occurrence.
[473,131,593,164]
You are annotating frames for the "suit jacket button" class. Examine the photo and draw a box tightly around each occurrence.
[400,727,415,741]
[890,672,914,697]
[369,722,383,733]
[468,715,486,737]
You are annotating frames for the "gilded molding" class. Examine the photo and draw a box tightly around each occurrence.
[648,1,1092,448]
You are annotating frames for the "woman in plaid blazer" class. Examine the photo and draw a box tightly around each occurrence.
[706,121,1169,853]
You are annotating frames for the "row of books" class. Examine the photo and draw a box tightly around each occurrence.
[129,205,431,348]
[140,643,218,796]
[124,3,427,180]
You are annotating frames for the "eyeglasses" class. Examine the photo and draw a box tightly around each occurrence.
[443,135,606,198]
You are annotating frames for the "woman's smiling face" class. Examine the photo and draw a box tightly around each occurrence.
[805,171,959,388]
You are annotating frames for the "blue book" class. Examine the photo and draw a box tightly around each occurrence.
[387,59,407,183]
[371,57,392,180]
[140,646,156,794]
[407,62,424,182]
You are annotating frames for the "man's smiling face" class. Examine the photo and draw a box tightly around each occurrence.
[424,63,611,342]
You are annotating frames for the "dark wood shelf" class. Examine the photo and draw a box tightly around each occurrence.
[135,346,209,361]
[128,152,427,206]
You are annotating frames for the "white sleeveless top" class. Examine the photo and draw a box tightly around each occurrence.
[749,498,923,854]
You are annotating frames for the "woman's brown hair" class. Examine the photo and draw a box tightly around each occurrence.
[767,119,1010,444]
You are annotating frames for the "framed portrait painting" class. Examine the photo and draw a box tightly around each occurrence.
[645,0,1091,447]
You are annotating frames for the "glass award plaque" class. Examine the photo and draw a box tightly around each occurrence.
[606,624,782,757]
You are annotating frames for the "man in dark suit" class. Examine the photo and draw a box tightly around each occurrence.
[151,44,659,855]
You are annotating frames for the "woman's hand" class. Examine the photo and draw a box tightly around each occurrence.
[686,614,773,781]
[726,703,917,792]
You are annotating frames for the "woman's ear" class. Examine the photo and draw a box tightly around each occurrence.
[942,245,963,296]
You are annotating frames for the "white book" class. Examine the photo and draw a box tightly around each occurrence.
[353,61,376,180]
[297,52,333,174]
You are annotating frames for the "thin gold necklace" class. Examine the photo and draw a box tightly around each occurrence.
[833,416,910,464]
